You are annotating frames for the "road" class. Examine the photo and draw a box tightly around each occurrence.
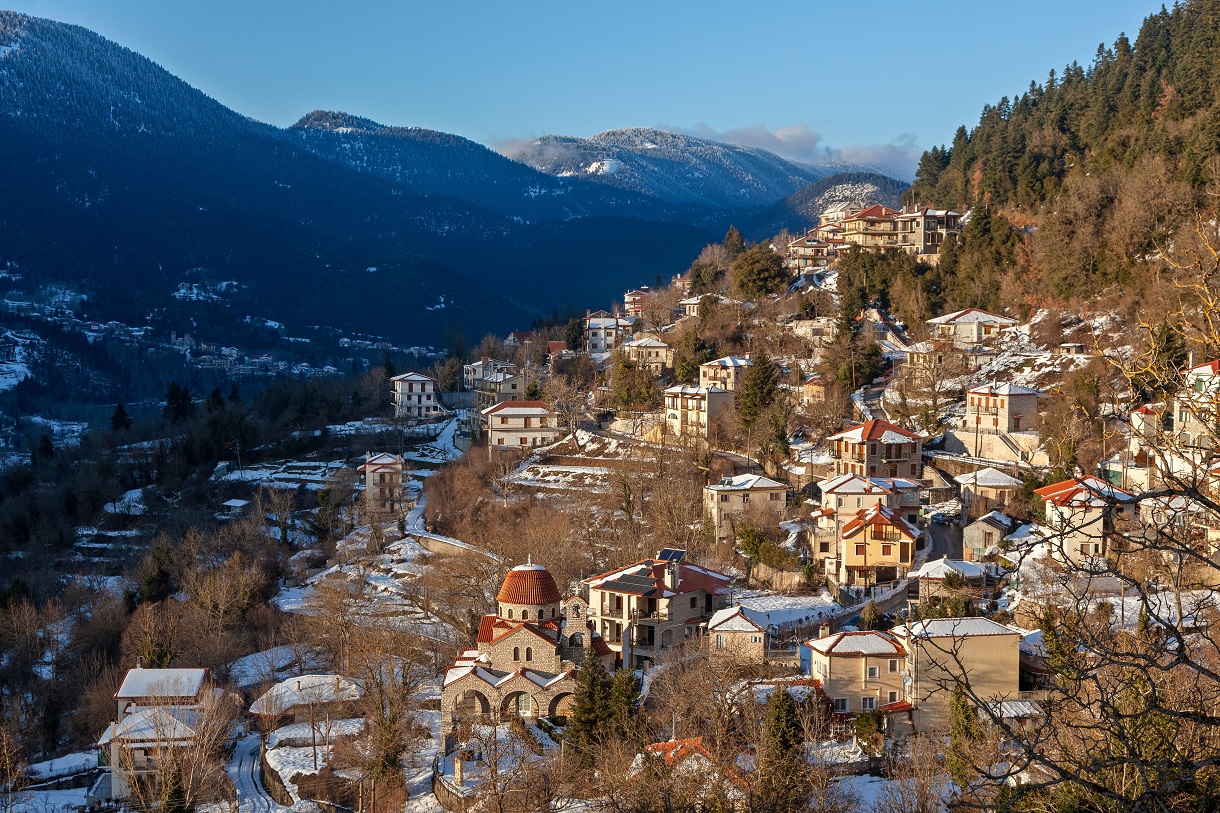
[227,734,287,813]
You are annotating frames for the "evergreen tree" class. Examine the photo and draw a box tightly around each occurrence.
[731,244,788,300]
[946,685,985,786]
[607,668,640,731]
[753,687,806,812]
[110,403,133,432]
[564,318,584,354]
[206,387,226,414]
[722,225,746,261]
[736,352,780,431]
[383,356,397,379]
[859,600,882,631]
[228,385,242,405]
[566,649,612,760]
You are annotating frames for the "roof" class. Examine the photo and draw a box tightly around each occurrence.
[926,308,1018,326]
[358,452,403,471]
[841,504,920,540]
[1034,476,1134,507]
[250,674,363,715]
[1186,360,1220,376]
[706,473,785,492]
[496,563,563,605]
[584,558,733,597]
[895,618,1018,639]
[985,700,1043,719]
[844,204,900,221]
[819,473,896,496]
[909,558,987,581]
[480,400,554,417]
[827,419,920,444]
[663,384,726,395]
[223,499,249,508]
[624,338,669,349]
[702,356,752,369]
[955,467,1023,489]
[968,511,1014,533]
[806,631,905,656]
[968,382,1041,397]
[645,737,714,764]
[99,707,198,746]
[708,606,765,633]
[389,372,434,383]
[115,668,208,700]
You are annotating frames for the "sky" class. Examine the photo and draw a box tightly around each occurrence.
[11,0,1158,179]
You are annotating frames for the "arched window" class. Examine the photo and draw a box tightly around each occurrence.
[525,647,533,662]
[521,609,529,620]
[507,609,513,619]
[569,633,584,647]
[551,607,556,618]
[570,605,581,618]
[513,647,520,661]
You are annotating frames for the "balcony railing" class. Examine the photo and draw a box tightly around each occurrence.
[629,608,672,622]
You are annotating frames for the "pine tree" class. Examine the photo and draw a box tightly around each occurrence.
[722,225,746,261]
[736,352,779,431]
[110,403,133,431]
[946,685,985,786]
[753,687,806,812]
[565,649,611,760]
[607,668,640,731]
[731,244,788,300]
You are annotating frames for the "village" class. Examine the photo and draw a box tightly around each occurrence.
[11,193,1214,813]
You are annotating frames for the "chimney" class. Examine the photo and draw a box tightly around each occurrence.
[1188,349,1198,368]
[664,560,679,591]
[296,679,302,691]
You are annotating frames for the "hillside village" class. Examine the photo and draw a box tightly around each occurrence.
[7,185,1220,813]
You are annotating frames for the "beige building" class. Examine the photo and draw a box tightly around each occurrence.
[962,511,1014,562]
[391,372,442,420]
[839,503,920,586]
[925,308,1018,348]
[699,355,752,391]
[709,595,841,665]
[663,384,733,439]
[827,419,923,479]
[706,608,767,663]
[966,382,1041,435]
[622,337,674,374]
[463,357,524,418]
[1034,476,1135,564]
[805,631,907,716]
[840,204,902,250]
[584,550,733,668]
[623,287,654,318]
[358,452,407,519]
[891,617,1022,730]
[481,400,562,450]
[955,467,1023,519]
[895,208,962,261]
[703,473,787,540]
[441,563,612,740]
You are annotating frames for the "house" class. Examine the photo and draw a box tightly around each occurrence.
[677,294,740,319]
[663,384,733,439]
[840,205,902,250]
[965,382,1041,435]
[583,549,733,668]
[358,452,407,519]
[890,618,1021,730]
[819,200,869,225]
[221,498,249,517]
[503,330,534,350]
[1033,476,1135,564]
[955,468,1023,518]
[895,208,962,262]
[786,231,838,269]
[908,558,988,603]
[584,310,635,354]
[800,373,826,407]
[705,608,768,663]
[249,675,363,727]
[838,503,921,587]
[925,308,1018,348]
[1168,359,1220,477]
[698,356,752,392]
[96,668,215,802]
[622,337,674,374]
[441,562,611,739]
[391,372,442,421]
[827,419,923,479]
[481,401,562,450]
[623,287,654,318]
[962,511,1015,562]
[463,358,524,417]
[634,737,746,807]
[702,473,787,540]
[804,631,907,717]
[708,593,842,663]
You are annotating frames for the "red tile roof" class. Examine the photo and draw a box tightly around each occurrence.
[496,564,563,605]
[828,418,920,443]
[845,204,900,220]
[646,737,713,764]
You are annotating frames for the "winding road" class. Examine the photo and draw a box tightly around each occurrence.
[227,734,287,813]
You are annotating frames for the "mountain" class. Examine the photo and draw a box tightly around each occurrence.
[0,13,712,345]
[733,172,909,239]
[499,127,842,208]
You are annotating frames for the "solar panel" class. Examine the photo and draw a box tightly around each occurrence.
[657,548,686,562]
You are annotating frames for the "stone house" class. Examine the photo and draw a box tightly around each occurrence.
[709,594,841,665]
[962,511,1014,562]
[804,631,907,717]
[358,452,407,520]
[663,384,733,439]
[706,608,767,663]
[955,467,1023,519]
[702,473,787,540]
[390,372,442,421]
[622,337,674,374]
[827,419,924,479]
[481,400,562,450]
[908,558,988,603]
[699,356,752,391]
[1033,476,1135,564]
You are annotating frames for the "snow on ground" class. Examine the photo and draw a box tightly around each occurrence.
[404,710,445,813]
[26,416,88,444]
[269,718,364,749]
[230,645,320,689]
[508,463,611,491]
[219,460,348,490]
[28,750,98,779]
[12,787,88,813]
[103,488,146,515]
[732,589,844,627]
[265,745,332,802]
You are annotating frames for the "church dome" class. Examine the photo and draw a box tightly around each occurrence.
[496,563,562,606]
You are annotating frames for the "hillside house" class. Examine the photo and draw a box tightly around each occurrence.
[838,503,921,587]
[622,337,674,374]
[890,618,1021,730]
[663,384,733,439]
[909,558,988,603]
[464,358,524,419]
[623,287,654,318]
[827,419,923,479]
[804,631,907,718]
[249,675,363,727]
[699,355,752,392]
[1033,476,1135,564]
[391,372,441,421]
[800,373,826,407]
[819,200,869,225]
[583,549,733,668]
[786,231,838,268]
[703,473,787,540]
[840,205,902,250]
[896,208,962,261]
[708,593,841,664]
[966,382,1041,435]
[358,452,407,519]
[481,401,562,450]
[925,308,1018,348]
[503,330,534,351]
[956,467,1023,518]
[584,310,635,354]
[963,511,1015,562]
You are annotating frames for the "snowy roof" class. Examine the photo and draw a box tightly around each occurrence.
[249,674,363,715]
[955,467,1023,488]
[1034,476,1134,507]
[99,707,198,746]
[926,308,1018,326]
[389,372,434,383]
[909,559,987,581]
[1003,523,1048,545]
[624,338,669,348]
[480,400,554,417]
[584,558,733,597]
[702,355,752,369]
[708,607,764,633]
[968,511,1014,533]
[841,504,920,540]
[223,499,250,508]
[896,618,1018,639]
[732,592,842,628]
[985,700,1043,719]
[820,473,895,496]
[706,473,785,492]
[806,631,905,656]
[967,382,1041,397]
[115,668,208,700]
[827,419,920,444]
[664,384,727,395]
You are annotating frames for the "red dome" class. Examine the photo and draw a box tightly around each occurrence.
[496,564,562,606]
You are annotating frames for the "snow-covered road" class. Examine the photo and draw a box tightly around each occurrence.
[227,735,287,813]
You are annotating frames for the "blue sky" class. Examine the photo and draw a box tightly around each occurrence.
[13,0,1157,178]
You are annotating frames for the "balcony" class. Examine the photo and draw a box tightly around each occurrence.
[629,608,671,622]
[599,605,625,619]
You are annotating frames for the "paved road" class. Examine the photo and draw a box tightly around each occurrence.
[926,519,964,560]
[227,734,286,813]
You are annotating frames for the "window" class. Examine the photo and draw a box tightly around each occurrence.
[819,541,830,553]
[770,492,782,501]
[816,661,827,677]
[497,438,505,445]
[881,544,892,557]
[861,696,877,711]
[500,416,507,425]
[507,609,513,619]
[520,437,528,445]
[837,498,843,508]
[856,497,862,508]
[690,597,697,609]
[513,647,520,661]
[521,610,529,620]
[525,647,533,661]
[742,494,750,504]
[889,659,899,673]
[720,494,729,503]
[867,665,879,679]
[855,544,867,556]
[833,698,848,713]
[715,634,725,649]
[888,691,899,704]
[750,635,761,643]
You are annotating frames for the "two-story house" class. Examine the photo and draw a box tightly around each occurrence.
[391,372,442,420]
[481,401,562,450]
[698,356,752,391]
[358,452,407,519]
[703,473,787,540]
[925,308,1018,348]
[827,419,923,479]
[895,207,962,262]
[583,549,733,669]
[840,205,902,250]
[623,287,654,318]
[804,631,907,717]
[955,467,1023,519]
[962,511,1015,562]
[663,384,733,439]
[584,310,635,354]
[622,337,674,374]
[839,503,921,587]
[966,382,1041,435]
[709,593,842,664]
[1033,476,1134,564]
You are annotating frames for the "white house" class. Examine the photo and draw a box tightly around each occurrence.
[702,473,787,539]
[698,356,752,392]
[391,372,442,420]
[481,400,562,450]
[663,385,732,439]
[584,310,635,354]
[926,308,1018,348]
